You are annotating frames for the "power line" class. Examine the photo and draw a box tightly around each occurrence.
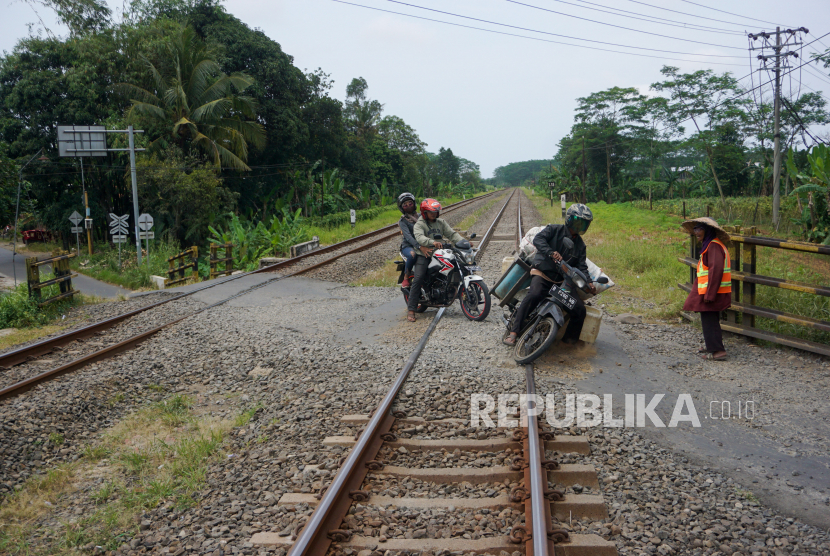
[616,0,763,28]
[779,96,827,145]
[331,0,748,64]
[802,63,830,88]
[562,0,745,35]
[410,0,748,51]
[809,31,829,50]
[678,0,793,28]
[503,0,746,48]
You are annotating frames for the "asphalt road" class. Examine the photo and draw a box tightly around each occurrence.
[0,245,131,298]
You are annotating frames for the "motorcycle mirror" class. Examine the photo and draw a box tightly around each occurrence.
[470,233,477,238]
[597,277,609,284]
[562,237,575,251]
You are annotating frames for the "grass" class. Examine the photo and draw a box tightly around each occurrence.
[0,393,254,554]
[67,237,185,291]
[631,195,805,239]
[528,190,830,344]
[351,259,401,288]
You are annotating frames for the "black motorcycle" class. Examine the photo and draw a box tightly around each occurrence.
[502,240,608,363]
[395,233,491,321]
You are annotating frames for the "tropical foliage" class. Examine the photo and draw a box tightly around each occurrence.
[0,0,485,250]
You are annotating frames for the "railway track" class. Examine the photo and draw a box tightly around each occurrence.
[250,190,618,556]
[0,191,501,402]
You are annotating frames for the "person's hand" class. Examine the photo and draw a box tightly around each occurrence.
[551,251,563,262]
[420,246,433,256]
[432,241,443,248]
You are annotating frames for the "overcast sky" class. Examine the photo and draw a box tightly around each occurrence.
[2,0,829,177]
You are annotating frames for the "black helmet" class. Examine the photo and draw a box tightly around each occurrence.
[565,203,593,235]
[397,192,416,212]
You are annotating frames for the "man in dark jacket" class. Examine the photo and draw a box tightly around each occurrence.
[504,204,596,346]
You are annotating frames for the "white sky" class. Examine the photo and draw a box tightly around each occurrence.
[2,0,829,177]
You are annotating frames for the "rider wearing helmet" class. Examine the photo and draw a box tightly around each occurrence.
[504,203,595,346]
[406,198,464,322]
[397,192,419,288]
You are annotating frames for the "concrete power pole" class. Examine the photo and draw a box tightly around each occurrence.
[771,28,783,231]
[749,27,807,230]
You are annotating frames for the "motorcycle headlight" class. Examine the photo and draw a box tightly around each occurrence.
[466,253,476,264]
[574,276,586,289]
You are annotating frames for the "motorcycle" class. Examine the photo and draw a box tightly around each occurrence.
[501,238,609,364]
[395,233,492,321]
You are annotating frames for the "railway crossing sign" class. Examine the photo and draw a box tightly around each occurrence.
[109,213,130,269]
[109,214,129,244]
[138,213,153,231]
[69,211,83,253]
[137,213,154,269]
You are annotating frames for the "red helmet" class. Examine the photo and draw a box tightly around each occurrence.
[420,198,441,219]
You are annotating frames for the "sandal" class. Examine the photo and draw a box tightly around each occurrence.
[407,312,416,322]
[503,333,517,346]
[700,353,727,361]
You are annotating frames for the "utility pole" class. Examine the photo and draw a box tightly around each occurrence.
[581,136,587,204]
[749,27,807,230]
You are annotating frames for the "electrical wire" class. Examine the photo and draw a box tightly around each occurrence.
[802,64,830,88]
[331,0,748,64]
[780,96,827,145]
[523,0,745,35]
[394,0,746,51]
[809,31,829,50]
[503,0,745,48]
[678,0,793,29]
[565,0,745,35]
[616,0,764,28]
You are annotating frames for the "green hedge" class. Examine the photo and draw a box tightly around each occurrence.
[309,204,397,229]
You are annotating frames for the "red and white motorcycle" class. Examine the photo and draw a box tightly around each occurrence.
[395,236,491,321]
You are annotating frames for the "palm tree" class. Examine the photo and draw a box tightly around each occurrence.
[117,25,265,171]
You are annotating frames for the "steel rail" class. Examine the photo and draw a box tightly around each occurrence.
[517,191,554,556]
[286,189,517,556]
[0,192,503,400]
[475,188,516,253]
[0,192,498,371]
[524,363,553,556]
[288,306,446,556]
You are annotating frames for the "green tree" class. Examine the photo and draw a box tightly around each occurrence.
[118,24,265,170]
[651,66,750,204]
[574,86,644,203]
[344,77,384,138]
[137,149,237,243]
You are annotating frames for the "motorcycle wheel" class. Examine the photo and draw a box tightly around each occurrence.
[460,281,491,321]
[514,317,559,364]
[403,290,428,313]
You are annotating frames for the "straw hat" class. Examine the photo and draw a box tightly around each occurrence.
[681,217,731,244]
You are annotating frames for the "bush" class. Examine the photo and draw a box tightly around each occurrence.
[0,281,75,329]
[309,204,396,229]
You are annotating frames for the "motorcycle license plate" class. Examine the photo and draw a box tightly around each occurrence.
[549,285,576,310]
[466,265,482,273]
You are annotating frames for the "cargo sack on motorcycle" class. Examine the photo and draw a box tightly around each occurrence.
[577,258,615,300]
[518,226,547,260]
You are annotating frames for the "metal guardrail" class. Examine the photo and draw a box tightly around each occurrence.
[679,225,830,356]
[25,253,78,307]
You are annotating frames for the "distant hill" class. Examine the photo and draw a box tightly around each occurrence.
[487,159,556,186]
